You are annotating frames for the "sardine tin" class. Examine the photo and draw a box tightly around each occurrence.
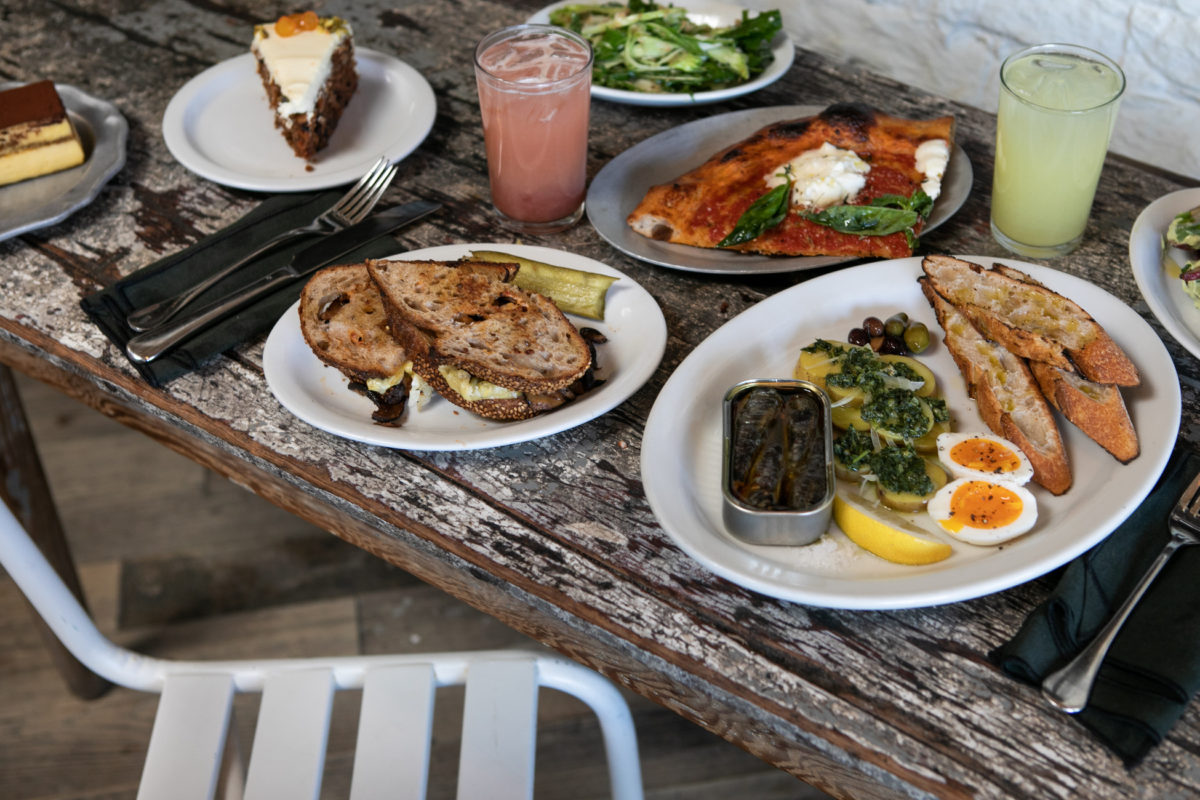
[722,379,835,546]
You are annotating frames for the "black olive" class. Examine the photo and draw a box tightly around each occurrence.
[848,327,869,346]
[863,316,884,338]
[879,335,904,354]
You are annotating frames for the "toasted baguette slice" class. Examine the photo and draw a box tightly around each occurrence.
[367,258,592,421]
[921,277,1072,495]
[1028,361,1139,463]
[921,255,1139,386]
[299,263,413,423]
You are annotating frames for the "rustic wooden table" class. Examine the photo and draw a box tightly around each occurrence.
[3,1,1199,798]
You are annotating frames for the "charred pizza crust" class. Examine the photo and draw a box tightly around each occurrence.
[627,103,955,259]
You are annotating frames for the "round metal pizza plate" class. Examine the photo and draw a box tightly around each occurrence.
[586,104,974,275]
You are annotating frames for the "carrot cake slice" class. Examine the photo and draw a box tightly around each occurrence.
[251,12,357,160]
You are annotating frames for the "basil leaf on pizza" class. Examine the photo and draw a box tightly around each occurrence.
[626,103,956,259]
[718,170,792,247]
[803,189,935,249]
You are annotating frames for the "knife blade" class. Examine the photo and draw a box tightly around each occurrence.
[125,200,440,364]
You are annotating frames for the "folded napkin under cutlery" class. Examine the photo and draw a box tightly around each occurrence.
[81,190,405,387]
[992,445,1200,765]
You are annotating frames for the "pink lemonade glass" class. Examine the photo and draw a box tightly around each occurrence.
[474,24,593,234]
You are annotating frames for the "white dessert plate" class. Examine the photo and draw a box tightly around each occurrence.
[527,0,794,107]
[587,104,973,274]
[162,49,436,193]
[1130,187,1200,362]
[0,83,128,244]
[641,256,1179,609]
[263,244,666,451]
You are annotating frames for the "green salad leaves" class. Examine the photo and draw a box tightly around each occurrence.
[548,2,782,94]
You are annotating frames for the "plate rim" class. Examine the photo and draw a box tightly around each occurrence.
[161,48,436,192]
[1129,186,1200,362]
[527,0,795,107]
[586,103,974,274]
[0,82,128,243]
[263,243,667,451]
[641,255,1180,609]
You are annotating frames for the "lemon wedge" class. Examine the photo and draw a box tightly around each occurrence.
[833,488,953,566]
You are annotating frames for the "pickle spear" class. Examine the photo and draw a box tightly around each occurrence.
[467,250,618,320]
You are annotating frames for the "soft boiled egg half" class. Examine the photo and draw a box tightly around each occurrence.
[927,477,1038,545]
[936,432,1034,486]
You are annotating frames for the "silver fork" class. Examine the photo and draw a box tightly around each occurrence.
[125,156,398,332]
[1042,469,1200,713]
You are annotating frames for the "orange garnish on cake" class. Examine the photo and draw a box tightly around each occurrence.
[275,11,319,37]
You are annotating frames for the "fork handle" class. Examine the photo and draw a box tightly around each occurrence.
[125,227,312,332]
[1041,535,1185,713]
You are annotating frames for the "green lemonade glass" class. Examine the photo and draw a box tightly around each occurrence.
[990,43,1125,258]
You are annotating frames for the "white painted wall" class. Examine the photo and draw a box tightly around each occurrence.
[749,0,1200,179]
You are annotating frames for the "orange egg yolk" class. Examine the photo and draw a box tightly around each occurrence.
[950,438,1022,475]
[941,481,1024,531]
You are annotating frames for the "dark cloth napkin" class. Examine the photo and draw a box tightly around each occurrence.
[992,444,1200,765]
[81,190,402,387]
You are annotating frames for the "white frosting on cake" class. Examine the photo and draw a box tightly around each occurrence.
[252,21,350,118]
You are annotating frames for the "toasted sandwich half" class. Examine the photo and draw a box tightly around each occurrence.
[367,258,594,421]
[299,263,415,423]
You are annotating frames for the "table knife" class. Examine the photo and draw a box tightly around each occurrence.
[125,200,440,364]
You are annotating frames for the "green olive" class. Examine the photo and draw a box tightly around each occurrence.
[884,313,908,339]
[904,322,931,354]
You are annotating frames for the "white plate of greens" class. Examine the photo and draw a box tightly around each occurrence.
[528,0,794,107]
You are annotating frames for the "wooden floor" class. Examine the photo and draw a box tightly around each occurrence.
[0,372,833,800]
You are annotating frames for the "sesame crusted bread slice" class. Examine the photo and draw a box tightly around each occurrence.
[921,277,1072,495]
[921,255,1139,386]
[366,259,592,420]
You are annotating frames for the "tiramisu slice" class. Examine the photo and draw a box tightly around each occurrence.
[251,11,357,160]
[0,81,87,187]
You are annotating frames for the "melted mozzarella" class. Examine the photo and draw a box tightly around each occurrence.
[915,139,950,200]
[765,143,870,210]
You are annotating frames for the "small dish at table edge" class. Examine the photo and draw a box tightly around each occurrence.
[1129,186,1200,362]
[0,82,127,244]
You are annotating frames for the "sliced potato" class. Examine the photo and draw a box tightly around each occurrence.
[875,396,935,443]
[910,418,951,454]
[880,354,938,397]
[879,459,948,513]
[831,404,871,431]
[826,383,865,407]
[794,341,853,386]
[468,250,617,320]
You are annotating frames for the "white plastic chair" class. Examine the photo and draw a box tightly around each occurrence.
[0,499,643,800]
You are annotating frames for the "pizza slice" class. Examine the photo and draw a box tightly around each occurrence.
[626,103,956,259]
